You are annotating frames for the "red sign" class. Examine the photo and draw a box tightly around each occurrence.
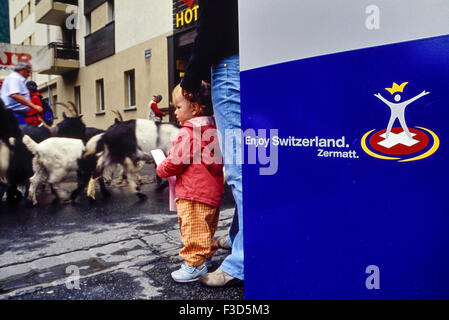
[0,43,48,75]
[0,52,33,66]
[180,0,195,8]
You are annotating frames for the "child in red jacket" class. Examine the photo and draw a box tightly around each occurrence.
[25,81,44,126]
[157,82,224,283]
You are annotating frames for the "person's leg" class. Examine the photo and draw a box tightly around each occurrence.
[13,113,27,126]
[177,199,218,267]
[398,114,412,139]
[385,115,395,139]
[172,199,212,283]
[209,54,244,281]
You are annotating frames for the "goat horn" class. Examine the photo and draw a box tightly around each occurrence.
[55,102,76,117]
[111,110,119,120]
[67,101,79,116]
[111,110,123,122]
[39,121,53,129]
[115,110,123,122]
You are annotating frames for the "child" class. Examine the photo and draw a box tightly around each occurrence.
[157,82,224,283]
[25,81,44,127]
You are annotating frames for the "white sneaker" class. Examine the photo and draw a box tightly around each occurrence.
[171,263,208,283]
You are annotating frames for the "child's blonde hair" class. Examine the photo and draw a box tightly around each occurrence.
[172,81,213,116]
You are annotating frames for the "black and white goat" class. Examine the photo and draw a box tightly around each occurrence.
[82,119,180,200]
[20,102,108,206]
[20,102,87,144]
[0,99,34,205]
[98,110,143,186]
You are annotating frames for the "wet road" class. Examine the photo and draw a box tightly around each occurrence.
[0,165,243,300]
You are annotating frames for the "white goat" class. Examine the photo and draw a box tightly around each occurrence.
[22,135,85,205]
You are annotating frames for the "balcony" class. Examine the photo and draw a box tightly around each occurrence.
[85,22,115,66]
[38,42,79,75]
[35,0,78,26]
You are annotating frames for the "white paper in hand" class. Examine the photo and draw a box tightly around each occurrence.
[151,149,167,165]
[151,149,177,212]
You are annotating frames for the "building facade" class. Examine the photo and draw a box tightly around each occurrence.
[8,0,177,129]
[0,0,10,43]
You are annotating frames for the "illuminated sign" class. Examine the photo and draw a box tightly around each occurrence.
[175,5,199,28]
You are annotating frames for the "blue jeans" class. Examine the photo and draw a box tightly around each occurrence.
[13,112,27,125]
[211,54,244,280]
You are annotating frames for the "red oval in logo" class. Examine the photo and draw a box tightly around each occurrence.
[369,127,429,155]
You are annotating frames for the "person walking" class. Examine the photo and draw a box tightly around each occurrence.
[180,0,243,287]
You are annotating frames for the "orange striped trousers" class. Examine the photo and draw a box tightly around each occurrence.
[176,198,220,267]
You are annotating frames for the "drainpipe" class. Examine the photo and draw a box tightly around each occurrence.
[46,25,53,116]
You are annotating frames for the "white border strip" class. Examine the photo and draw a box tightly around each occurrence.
[239,0,449,71]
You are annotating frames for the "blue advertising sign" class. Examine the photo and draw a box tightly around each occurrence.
[239,0,449,299]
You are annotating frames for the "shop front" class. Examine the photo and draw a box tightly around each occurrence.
[167,0,201,122]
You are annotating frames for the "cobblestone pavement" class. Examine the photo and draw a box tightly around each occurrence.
[0,167,243,300]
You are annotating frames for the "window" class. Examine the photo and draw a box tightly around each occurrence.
[62,25,76,46]
[74,86,81,115]
[124,70,136,108]
[86,13,92,35]
[108,0,115,23]
[23,2,30,20]
[96,79,105,113]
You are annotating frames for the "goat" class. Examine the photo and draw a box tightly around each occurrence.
[0,99,34,205]
[0,139,34,206]
[27,108,141,205]
[21,124,52,143]
[69,110,135,201]
[53,102,87,141]
[20,102,86,143]
[19,102,109,206]
[100,110,145,186]
[23,135,83,205]
[0,100,22,145]
[82,119,180,201]
[86,127,105,141]
[22,135,109,205]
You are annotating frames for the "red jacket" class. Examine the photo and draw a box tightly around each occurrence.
[25,92,43,126]
[150,100,166,116]
[157,116,224,208]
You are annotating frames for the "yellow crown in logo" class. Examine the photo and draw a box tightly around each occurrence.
[385,82,409,95]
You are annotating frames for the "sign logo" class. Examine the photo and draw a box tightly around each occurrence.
[361,82,439,162]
